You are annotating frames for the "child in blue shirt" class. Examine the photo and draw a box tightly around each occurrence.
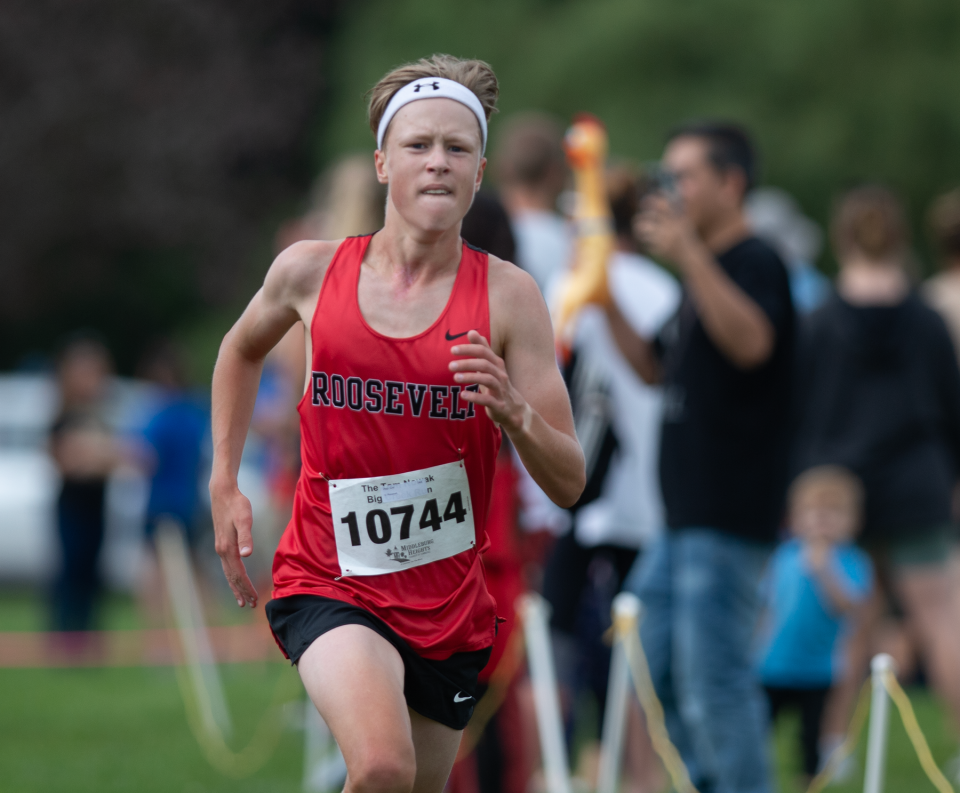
[756,465,874,782]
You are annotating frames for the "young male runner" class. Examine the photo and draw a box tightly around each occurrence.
[209,55,585,793]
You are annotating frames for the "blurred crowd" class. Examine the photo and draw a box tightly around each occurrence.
[44,336,215,638]
[21,108,960,793]
[439,115,960,793]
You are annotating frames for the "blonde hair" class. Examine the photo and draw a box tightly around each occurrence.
[367,54,499,143]
[303,155,385,239]
[789,465,864,525]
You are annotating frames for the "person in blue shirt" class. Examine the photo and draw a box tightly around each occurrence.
[136,342,209,629]
[756,465,873,783]
[141,343,208,542]
[143,394,207,539]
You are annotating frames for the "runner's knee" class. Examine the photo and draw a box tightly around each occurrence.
[349,748,416,793]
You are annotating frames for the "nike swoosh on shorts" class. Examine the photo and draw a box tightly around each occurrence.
[453,692,473,703]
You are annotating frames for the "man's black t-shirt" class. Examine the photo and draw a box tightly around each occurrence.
[656,236,795,541]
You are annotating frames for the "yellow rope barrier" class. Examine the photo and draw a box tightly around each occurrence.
[881,670,956,793]
[806,680,871,793]
[157,520,301,779]
[173,659,302,779]
[456,625,528,760]
[613,611,698,793]
[610,598,954,793]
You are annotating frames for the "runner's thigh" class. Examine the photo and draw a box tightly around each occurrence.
[407,708,463,793]
[298,624,416,789]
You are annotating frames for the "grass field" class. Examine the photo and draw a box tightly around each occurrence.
[0,664,305,793]
[1,590,957,792]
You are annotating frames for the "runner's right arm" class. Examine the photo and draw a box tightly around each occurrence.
[453,260,586,508]
[209,240,335,607]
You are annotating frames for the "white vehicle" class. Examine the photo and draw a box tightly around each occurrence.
[0,374,152,589]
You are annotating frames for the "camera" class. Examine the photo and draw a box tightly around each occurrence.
[642,164,681,207]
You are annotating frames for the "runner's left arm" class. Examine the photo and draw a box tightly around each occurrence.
[449,260,585,508]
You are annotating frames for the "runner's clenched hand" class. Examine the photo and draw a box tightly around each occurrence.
[211,485,259,607]
[449,330,531,435]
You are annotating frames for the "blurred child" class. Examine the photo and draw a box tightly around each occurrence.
[756,466,874,783]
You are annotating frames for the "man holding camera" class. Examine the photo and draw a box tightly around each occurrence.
[608,123,794,793]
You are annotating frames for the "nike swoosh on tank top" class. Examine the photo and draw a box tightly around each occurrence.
[272,234,501,659]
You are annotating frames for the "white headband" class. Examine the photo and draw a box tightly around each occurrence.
[376,77,487,155]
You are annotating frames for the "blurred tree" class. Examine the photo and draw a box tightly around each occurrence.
[0,0,339,372]
[315,0,960,274]
[5,0,958,374]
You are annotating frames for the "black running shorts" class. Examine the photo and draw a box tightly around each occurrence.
[265,594,491,731]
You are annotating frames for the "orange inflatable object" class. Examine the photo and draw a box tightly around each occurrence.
[554,114,615,349]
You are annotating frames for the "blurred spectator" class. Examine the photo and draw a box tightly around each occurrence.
[49,335,119,632]
[136,340,209,622]
[461,190,517,263]
[794,184,960,758]
[922,188,960,359]
[276,154,386,252]
[756,466,873,785]
[495,112,572,294]
[747,187,830,313]
[541,164,678,791]
[251,335,304,563]
[140,341,208,543]
[494,114,574,551]
[610,122,795,793]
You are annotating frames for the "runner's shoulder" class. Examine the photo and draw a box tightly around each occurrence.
[264,238,344,303]
[486,253,543,310]
[486,253,552,350]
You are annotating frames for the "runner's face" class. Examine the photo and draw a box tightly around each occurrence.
[377,99,485,233]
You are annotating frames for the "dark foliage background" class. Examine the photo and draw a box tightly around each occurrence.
[2,0,959,377]
[0,0,338,372]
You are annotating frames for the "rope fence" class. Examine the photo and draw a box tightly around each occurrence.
[521,591,959,793]
[155,519,302,780]
[878,661,955,793]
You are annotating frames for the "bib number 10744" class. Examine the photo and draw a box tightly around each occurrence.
[340,490,468,547]
[328,460,476,577]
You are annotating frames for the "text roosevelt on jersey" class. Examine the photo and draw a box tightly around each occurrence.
[310,371,481,420]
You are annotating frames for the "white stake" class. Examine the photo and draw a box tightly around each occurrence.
[864,653,896,793]
[156,518,233,739]
[597,593,641,793]
[518,593,572,793]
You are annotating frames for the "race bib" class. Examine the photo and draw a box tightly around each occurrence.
[328,460,476,577]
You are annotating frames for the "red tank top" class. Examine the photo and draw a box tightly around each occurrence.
[272,234,501,659]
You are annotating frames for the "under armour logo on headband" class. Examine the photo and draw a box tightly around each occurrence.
[376,76,488,154]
